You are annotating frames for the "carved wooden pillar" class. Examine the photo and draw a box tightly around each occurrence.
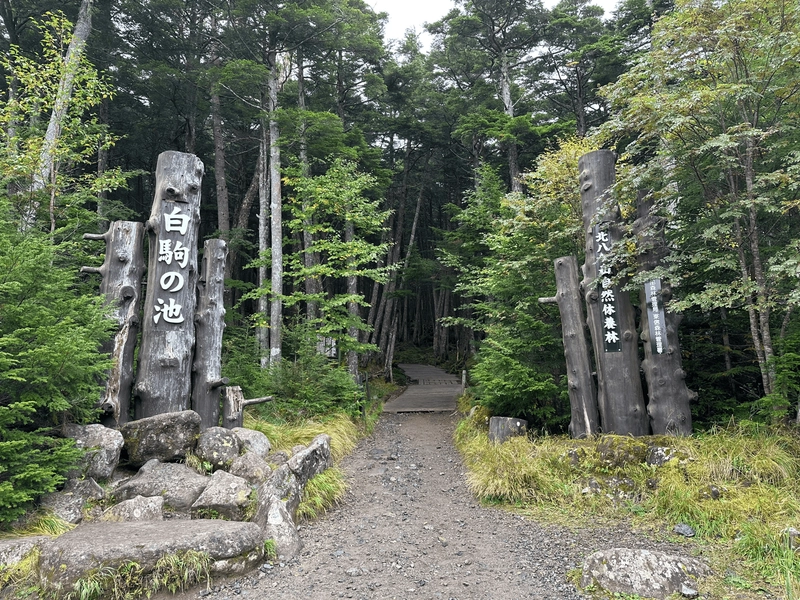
[192,239,228,429]
[579,150,648,436]
[134,151,204,418]
[551,256,599,438]
[634,192,696,435]
[81,221,145,426]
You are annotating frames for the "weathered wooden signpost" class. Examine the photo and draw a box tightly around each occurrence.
[579,150,649,436]
[540,256,599,438]
[192,239,229,429]
[134,151,204,419]
[634,192,695,435]
[84,151,240,428]
[81,221,145,426]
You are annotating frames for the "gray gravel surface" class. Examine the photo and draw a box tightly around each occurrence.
[164,412,692,600]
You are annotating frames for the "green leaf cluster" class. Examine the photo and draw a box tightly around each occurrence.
[0,201,114,523]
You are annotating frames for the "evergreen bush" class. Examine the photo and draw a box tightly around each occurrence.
[0,203,113,524]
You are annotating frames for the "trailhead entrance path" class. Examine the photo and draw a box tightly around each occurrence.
[382,364,461,413]
[171,408,686,599]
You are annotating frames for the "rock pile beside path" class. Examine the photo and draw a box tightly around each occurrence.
[0,411,332,597]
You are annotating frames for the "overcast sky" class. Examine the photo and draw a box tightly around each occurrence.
[370,0,620,49]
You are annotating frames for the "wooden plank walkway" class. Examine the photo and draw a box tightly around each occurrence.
[382,363,461,413]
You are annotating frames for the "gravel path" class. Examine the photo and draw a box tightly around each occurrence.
[170,412,690,600]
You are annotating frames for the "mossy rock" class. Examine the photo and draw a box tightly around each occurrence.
[596,435,649,469]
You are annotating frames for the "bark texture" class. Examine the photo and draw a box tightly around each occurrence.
[134,151,204,418]
[634,194,695,435]
[81,221,145,426]
[551,255,599,438]
[579,150,648,436]
[192,239,228,429]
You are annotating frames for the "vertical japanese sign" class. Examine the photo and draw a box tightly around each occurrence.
[593,224,621,352]
[153,206,191,326]
[134,151,204,418]
[645,278,669,355]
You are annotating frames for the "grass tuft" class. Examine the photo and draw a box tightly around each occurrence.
[244,412,360,462]
[297,467,348,522]
[0,511,75,540]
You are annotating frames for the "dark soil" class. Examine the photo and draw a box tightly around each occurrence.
[165,412,693,600]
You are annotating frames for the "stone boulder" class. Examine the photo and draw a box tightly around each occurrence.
[287,434,332,487]
[259,497,303,559]
[232,427,271,459]
[191,470,253,521]
[39,478,105,524]
[267,450,289,467]
[121,410,201,467]
[38,520,264,593]
[228,452,272,485]
[581,548,709,600]
[0,536,48,569]
[64,423,124,480]
[195,426,240,470]
[114,460,208,512]
[255,463,303,521]
[101,495,164,522]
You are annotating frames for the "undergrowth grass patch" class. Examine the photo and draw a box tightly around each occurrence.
[454,407,800,597]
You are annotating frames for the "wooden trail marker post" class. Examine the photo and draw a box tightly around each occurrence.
[579,150,648,436]
[192,239,229,429]
[134,151,204,418]
[81,221,145,426]
[633,192,695,435]
[540,255,599,438]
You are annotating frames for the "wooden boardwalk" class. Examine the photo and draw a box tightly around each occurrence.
[382,363,462,413]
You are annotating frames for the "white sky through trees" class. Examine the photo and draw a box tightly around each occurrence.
[371,0,621,48]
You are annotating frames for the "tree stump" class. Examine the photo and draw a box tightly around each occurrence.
[579,150,648,436]
[222,386,272,429]
[192,239,228,429]
[488,417,528,444]
[134,151,204,418]
[544,256,599,439]
[634,192,695,435]
[81,221,145,426]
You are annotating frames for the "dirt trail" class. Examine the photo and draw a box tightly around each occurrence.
[171,412,687,600]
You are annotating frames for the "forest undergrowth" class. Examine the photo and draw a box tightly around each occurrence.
[454,396,800,599]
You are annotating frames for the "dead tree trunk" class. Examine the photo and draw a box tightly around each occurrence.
[540,256,599,438]
[81,221,145,426]
[192,239,228,429]
[134,151,204,418]
[634,193,695,435]
[579,150,648,436]
[222,386,272,429]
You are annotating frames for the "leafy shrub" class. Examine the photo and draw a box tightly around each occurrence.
[469,316,565,431]
[0,211,113,524]
[225,323,363,422]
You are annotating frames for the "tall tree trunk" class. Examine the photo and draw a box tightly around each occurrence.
[345,220,359,376]
[500,55,521,193]
[268,51,283,364]
[31,0,92,231]
[257,114,270,367]
[297,51,321,322]
[211,91,230,238]
[97,98,109,228]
